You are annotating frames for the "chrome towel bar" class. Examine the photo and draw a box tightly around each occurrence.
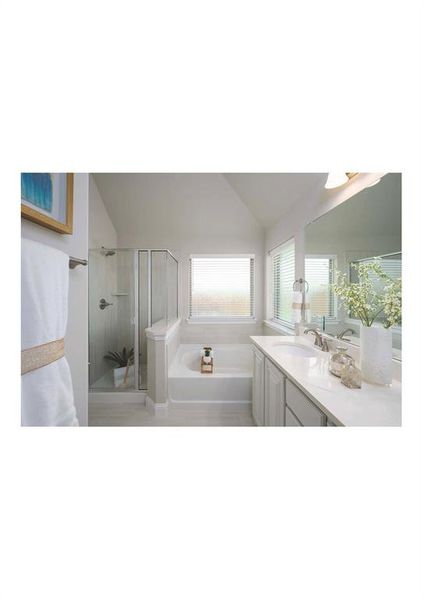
[69,256,88,269]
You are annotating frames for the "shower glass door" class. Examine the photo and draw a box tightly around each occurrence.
[89,249,137,390]
[89,248,178,392]
[138,251,149,390]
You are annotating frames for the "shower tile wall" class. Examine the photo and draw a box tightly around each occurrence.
[115,251,136,354]
[89,250,118,386]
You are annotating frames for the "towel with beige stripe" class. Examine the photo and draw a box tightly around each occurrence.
[21,238,78,426]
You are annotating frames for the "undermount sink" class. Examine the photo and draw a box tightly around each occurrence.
[272,343,317,358]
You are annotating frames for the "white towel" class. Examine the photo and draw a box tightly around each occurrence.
[292,291,302,324]
[21,239,78,426]
[303,292,311,324]
[292,291,311,324]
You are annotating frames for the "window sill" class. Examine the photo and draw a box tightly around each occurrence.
[263,319,295,335]
[186,318,258,325]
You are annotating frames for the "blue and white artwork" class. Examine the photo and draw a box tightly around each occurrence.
[21,173,53,212]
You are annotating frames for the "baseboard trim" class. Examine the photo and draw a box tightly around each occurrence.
[146,396,169,416]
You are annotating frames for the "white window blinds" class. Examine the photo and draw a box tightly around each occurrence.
[305,256,336,319]
[189,255,255,320]
[271,239,295,324]
[352,255,402,284]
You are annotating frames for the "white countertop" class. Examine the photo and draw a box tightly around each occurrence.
[250,336,401,427]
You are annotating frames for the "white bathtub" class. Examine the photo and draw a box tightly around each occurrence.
[168,344,253,403]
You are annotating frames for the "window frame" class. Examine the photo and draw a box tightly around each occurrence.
[268,238,296,329]
[305,253,338,324]
[188,253,256,323]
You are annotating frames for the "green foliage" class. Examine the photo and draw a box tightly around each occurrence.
[103,347,134,368]
[331,260,401,329]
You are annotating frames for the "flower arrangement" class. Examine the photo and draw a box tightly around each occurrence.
[331,260,401,329]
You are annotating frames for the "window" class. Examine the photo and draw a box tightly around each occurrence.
[189,255,255,320]
[305,255,337,320]
[271,238,295,325]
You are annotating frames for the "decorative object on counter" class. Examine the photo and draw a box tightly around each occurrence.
[329,346,353,377]
[341,360,362,389]
[201,347,214,373]
[292,279,311,324]
[104,346,135,388]
[359,325,392,385]
[332,259,401,385]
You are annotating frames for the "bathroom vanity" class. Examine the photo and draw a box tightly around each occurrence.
[250,336,401,427]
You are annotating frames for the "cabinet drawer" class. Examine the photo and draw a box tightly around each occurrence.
[285,406,302,427]
[285,379,326,426]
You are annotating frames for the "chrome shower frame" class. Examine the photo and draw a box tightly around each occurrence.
[88,248,178,392]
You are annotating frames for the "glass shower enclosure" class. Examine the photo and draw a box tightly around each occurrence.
[89,248,178,391]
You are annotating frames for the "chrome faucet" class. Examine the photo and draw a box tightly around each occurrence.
[336,328,355,342]
[304,328,330,352]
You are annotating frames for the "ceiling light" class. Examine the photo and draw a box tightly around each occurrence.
[366,178,381,188]
[325,172,349,189]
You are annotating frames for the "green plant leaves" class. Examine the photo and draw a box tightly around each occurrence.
[103,347,135,367]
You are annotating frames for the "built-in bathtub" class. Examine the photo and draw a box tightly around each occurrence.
[168,344,252,403]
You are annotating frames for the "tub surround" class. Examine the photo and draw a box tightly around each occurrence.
[250,335,401,426]
[145,318,181,415]
[168,344,252,403]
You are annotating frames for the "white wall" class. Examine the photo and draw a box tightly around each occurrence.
[96,174,267,345]
[21,173,89,425]
[89,175,118,249]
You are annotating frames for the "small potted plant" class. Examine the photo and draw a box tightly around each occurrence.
[103,347,135,388]
[331,260,401,384]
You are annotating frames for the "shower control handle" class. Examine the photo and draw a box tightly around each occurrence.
[99,298,113,310]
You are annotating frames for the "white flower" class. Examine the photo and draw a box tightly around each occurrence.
[331,260,401,329]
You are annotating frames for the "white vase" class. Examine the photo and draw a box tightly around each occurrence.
[114,365,135,388]
[360,324,393,385]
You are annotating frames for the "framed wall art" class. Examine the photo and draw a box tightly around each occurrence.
[21,173,74,234]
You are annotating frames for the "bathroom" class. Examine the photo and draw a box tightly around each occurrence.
[10,4,419,598]
[21,172,401,427]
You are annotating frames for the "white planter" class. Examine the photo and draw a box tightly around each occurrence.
[113,365,135,388]
[360,324,392,385]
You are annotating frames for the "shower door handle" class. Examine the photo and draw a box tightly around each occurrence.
[99,298,113,310]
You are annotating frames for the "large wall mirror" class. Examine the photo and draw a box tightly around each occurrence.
[304,173,401,357]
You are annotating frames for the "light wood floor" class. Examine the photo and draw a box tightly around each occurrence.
[89,400,255,427]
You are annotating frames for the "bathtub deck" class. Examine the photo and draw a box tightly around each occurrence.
[89,400,254,427]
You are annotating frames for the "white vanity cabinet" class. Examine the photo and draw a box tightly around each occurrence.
[285,406,302,426]
[264,359,285,426]
[252,346,265,426]
[251,343,329,427]
[285,379,327,427]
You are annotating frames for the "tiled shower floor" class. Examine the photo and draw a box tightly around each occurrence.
[90,364,148,391]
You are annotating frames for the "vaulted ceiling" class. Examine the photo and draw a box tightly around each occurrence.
[224,173,326,227]
[93,173,327,234]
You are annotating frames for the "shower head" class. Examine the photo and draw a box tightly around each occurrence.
[101,247,116,257]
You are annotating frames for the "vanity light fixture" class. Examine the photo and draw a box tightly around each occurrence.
[366,178,381,188]
[325,172,358,189]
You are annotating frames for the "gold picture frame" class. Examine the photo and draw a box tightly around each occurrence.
[21,173,74,234]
